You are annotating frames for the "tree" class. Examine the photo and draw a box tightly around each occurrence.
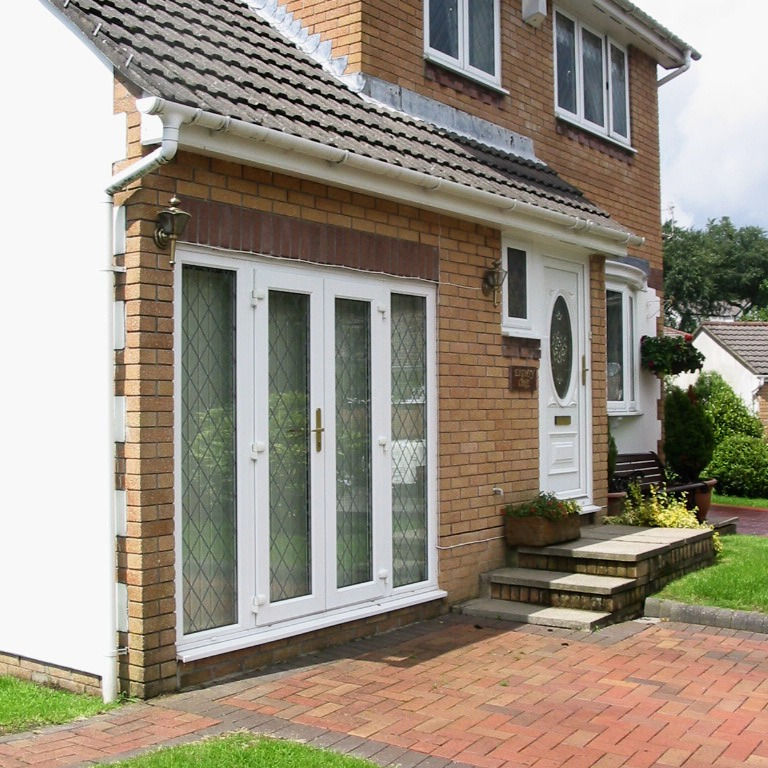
[663,217,768,331]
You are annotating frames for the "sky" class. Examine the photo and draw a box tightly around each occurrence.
[637,1,768,231]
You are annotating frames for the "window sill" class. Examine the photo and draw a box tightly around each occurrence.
[424,53,508,95]
[608,407,644,418]
[556,113,637,155]
[502,325,540,340]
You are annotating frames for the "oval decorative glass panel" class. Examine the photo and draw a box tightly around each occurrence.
[550,295,573,399]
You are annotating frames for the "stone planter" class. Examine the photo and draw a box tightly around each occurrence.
[504,514,581,547]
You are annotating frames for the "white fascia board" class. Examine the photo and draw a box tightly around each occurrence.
[139,99,641,257]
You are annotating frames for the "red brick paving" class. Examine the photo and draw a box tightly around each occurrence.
[709,504,768,536]
[1,617,766,767]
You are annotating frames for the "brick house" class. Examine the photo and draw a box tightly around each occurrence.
[0,0,696,699]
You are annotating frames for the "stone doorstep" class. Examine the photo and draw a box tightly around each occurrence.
[459,598,611,630]
[519,524,712,563]
[483,567,636,596]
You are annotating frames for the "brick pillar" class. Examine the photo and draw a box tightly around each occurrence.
[117,187,178,698]
[590,254,608,518]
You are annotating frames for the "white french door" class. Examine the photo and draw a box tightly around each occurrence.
[253,270,391,624]
[177,250,436,650]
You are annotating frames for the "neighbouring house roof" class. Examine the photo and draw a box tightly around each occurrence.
[48,0,634,238]
[697,322,768,376]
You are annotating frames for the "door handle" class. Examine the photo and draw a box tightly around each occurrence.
[310,407,324,452]
[582,355,589,386]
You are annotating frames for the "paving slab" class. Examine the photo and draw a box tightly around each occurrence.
[459,598,611,629]
[486,567,635,594]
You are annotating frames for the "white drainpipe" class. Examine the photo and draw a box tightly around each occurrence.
[100,115,181,702]
[658,49,693,87]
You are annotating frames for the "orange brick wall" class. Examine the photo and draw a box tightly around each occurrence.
[284,0,664,285]
[0,652,102,698]
[758,383,768,432]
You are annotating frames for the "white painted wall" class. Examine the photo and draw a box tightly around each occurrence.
[675,331,761,412]
[0,1,122,680]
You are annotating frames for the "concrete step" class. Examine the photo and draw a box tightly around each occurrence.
[459,598,611,630]
[486,567,635,595]
[484,567,641,614]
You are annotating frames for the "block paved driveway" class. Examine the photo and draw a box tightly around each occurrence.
[1,616,767,768]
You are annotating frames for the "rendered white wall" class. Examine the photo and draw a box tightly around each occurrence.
[0,1,121,679]
[676,332,760,412]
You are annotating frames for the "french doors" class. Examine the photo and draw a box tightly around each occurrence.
[177,252,434,646]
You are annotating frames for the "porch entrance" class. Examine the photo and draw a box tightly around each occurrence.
[538,258,591,502]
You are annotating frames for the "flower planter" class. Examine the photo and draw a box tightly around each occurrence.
[692,478,717,522]
[504,514,581,547]
[606,491,626,517]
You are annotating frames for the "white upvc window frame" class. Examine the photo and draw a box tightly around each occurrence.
[554,7,631,146]
[424,0,502,90]
[501,241,536,338]
[605,261,645,415]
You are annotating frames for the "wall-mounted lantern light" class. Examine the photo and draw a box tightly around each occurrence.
[154,195,191,266]
[481,259,507,307]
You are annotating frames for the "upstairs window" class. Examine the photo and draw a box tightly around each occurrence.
[425,0,501,87]
[554,9,630,143]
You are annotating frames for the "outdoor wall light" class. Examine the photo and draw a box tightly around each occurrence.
[154,195,191,266]
[481,259,507,307]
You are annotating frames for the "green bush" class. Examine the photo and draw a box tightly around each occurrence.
[707,434,768,497]
[664,385,714,481]
[694,372,763,444]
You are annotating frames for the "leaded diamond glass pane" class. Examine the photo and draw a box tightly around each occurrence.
[468,0,495,75]
[269,291,311,602]
[550,295,573,400]
[391,294,427,588]
[181,265,237,635]
[582,28,605,126]
[556,12,577,114]
[606,290,624,401]
[429,0,459,59]
[335,299,372,588]
[610,43,628,138]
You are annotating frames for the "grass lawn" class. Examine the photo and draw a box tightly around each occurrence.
[654,534,768,613]
[713,493,768,509]
[110,732,377,768]
[0,676,120,735]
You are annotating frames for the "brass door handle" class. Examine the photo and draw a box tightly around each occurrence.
[310,408,324,452]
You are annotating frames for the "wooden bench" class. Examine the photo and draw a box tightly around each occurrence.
[612,452,705,497]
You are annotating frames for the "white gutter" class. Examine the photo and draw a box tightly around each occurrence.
[137,97,645,250]
[658,49,693,87]
[99,114,182,702]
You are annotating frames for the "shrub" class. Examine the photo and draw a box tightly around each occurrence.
[707,434,768,497]
[694,372,764,444]
[604,484,722,554]
[505,493,580,520]
[664,385,715,482]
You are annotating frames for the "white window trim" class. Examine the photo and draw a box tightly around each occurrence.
[553,6,632,147]
[501,240,540,338]
[606,260,645,416]
[173,245,441,660]
[424,0,502,90]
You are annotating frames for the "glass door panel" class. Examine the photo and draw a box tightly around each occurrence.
[268,291,312,603]
[334,298,373,589]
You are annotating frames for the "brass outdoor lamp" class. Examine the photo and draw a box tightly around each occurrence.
[154,195,191,266]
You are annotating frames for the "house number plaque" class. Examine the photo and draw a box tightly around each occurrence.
[509,365,537,393]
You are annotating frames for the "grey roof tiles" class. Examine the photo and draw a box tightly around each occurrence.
[700,322,768,375]
[49,0,629,230]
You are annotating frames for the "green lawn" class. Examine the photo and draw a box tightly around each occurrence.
[110,733,378,768]
[654,534,768,613]
[713,493,768,509]
[0,676,120,735]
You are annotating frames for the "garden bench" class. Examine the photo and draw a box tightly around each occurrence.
[613,452,705,497]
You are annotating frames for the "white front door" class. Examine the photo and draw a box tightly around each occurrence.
[539,259,591,501]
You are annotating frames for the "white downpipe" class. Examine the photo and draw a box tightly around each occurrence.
[137,97,645,248]
[100,114,182,702]
[101,195,118,703]
[658,49,692,87]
